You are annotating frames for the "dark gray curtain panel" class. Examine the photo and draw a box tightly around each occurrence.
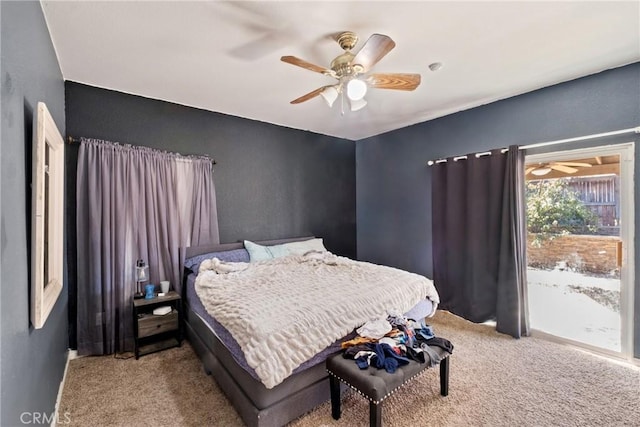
[432,146,529,338]
[76,138,219,355]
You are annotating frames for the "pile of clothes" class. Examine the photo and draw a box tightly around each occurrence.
[341,314,454,373]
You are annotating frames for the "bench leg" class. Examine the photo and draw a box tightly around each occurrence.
[369,402,382,427]
[330,375,341,420]
[440,356,449,396]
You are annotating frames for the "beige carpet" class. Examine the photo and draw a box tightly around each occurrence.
[59,311,640,426]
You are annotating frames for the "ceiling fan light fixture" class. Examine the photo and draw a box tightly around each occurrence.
[320,86,339,107]
[531,167,552,176]
[346,78,367,101]
[349,97,367,112]
[282,32,420,110]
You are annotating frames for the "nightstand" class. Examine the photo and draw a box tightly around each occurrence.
[133,291,182,359]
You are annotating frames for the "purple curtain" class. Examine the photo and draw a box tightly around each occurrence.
[432,146,529,338]
[76,138,219,355]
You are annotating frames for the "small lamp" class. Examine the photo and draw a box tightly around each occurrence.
[134,259,148,299]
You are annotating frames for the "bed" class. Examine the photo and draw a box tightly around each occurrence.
[181,237,439,427]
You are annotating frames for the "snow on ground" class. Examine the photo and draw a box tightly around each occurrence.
[527,268,620,352]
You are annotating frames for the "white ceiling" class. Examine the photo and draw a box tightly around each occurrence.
[41,1,640,141]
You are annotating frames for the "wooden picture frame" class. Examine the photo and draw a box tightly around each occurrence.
[31,102,64,329]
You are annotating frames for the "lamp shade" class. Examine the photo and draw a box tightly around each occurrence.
[349,97,367,112]
[320,86,339,107]
[346,79,367,101]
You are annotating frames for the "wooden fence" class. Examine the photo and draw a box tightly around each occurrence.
[568,176,619,232]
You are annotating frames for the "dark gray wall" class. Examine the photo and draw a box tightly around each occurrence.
[1,1,69,424]
[65,82,356,347]
[65,82,356,255]
[356,62,640,356]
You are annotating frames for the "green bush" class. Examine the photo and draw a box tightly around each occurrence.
[526,179,597,240]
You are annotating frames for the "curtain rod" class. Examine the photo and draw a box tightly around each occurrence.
[66,135,217,165]
[426,126,640,166]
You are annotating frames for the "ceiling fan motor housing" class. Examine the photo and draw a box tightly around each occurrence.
[331,52,358,78]
[332,32,365,78]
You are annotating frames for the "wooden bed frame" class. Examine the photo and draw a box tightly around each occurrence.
[182,237,340,427]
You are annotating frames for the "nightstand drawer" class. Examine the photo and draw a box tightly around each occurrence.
[138,311,178,338]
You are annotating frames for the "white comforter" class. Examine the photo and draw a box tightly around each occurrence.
[195,252,439,389]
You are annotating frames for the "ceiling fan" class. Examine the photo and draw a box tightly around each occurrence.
[281,31,421,112]
[526,161,593,176]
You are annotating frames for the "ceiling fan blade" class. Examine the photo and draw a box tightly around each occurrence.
[281,56,331,75]
[351,34,396,72]
[525,167,536,175]
[290,86,330,104]
[553,162,593,167]
[367,73,421,91]
[550,164,578,174]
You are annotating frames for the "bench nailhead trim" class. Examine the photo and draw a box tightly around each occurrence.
[328,364,432,405]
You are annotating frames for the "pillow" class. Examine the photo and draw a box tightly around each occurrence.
[244,238,327,262]
[263,243,291,259]
[243,240,273,262]
[184,248,250,274]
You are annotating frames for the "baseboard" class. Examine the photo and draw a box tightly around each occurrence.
[51,349,79,427]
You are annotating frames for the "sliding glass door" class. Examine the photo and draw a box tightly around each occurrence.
[525,144,634,359]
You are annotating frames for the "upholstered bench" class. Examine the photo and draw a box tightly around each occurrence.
[326,348,450,427]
